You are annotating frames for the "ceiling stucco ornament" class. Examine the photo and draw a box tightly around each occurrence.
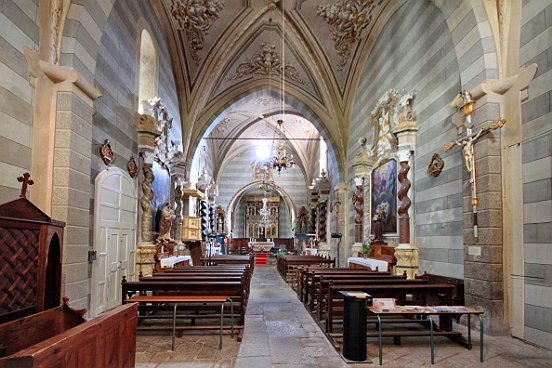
[171,0,224,63]
[370,89,400,157]
[215,117,231,134]
[297,118,313,135]
[317,0,383,70]
[225,43,305,84]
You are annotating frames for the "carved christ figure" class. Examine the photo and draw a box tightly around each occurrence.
[443,117,506,240]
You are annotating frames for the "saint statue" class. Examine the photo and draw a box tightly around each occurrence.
[158,203,175,240]
[372,205,384,242]
[352,185,363,225]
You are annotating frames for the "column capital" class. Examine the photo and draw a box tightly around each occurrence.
[397,149,412,163]
[24,49,101,102]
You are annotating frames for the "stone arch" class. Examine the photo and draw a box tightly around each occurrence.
[214,127,312,186]
[188,85,343,186]
[432,0,498,89]
[226,180,297,237]
[61,0,116,81]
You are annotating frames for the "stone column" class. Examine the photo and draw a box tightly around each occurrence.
[170,155,186,252]
[459,70,535,334]
[332,183,348,266]
[314,171,331,256]
[352,143,377,257]
[135,113,161,277]
[25,50,101,309]
[393,122,419,278]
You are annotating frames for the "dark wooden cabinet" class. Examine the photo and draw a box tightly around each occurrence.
[0,197,64,324]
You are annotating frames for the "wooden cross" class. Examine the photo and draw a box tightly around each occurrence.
[443,117,506,240]
[17,172,34,198]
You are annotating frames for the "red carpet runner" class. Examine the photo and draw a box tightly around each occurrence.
[255,252,267,265]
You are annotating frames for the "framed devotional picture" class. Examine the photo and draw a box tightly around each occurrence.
[371,159,398,234]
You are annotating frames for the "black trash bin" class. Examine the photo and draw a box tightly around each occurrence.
[339,291,370,361]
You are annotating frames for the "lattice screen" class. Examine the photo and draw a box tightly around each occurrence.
[0,227,39,316]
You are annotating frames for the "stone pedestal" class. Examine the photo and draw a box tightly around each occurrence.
[136,243,157,277]
[318,241,330,257]
[394,246,419,279]
[351,242,363,258]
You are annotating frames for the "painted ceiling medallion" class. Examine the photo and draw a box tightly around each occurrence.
[99,139,115,165]
[226,43,305,84]
[171,0,224,63]
[317,0,383,70]
[127,156,138,178]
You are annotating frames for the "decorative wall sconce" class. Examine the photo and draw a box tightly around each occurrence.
[427,153,444,177]
[99,139,115,165]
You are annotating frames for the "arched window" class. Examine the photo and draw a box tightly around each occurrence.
[319,137,328,176]
[137,29,158,114]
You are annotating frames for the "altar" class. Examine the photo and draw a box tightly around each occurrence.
[159,255,192,268]
[348,257,388,272]
[248,241,275,252]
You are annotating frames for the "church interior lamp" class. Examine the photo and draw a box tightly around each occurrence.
[271,119,294,172]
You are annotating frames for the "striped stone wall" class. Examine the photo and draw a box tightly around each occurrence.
[0,0,38,202]
[57,0,180,309]
[91,0,181,180]
[349,0,463,277]
[520,0,552,349]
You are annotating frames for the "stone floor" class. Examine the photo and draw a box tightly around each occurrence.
[136,265,552,367]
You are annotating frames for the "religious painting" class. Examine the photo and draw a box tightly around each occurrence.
[371,159,397,234]
[151,161,170,233]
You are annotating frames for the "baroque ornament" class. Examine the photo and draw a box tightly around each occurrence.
[127,156,138,178]
[226,43,305,84]
[317,0,383,69]
[99,139,115,165]
[427,153,444,177]
[370,89,401,157]
[171,0,224,63]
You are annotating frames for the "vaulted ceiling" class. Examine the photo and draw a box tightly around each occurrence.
[152,0,405,174]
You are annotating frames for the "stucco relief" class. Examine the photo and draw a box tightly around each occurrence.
[317,0,383,69]
[226,43,305,84]
[171,0,225,63]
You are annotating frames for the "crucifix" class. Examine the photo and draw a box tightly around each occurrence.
[444,91,507,240]
[17,172,34,198]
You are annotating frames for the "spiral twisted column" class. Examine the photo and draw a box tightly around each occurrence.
[397,159,411,244]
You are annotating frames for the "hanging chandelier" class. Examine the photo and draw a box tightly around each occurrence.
[271,119,294,172]
[259,197,270,225]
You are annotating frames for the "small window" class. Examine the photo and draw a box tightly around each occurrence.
[138,29,158,114]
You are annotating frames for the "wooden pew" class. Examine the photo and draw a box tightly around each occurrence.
[143,274,250,306]
[325,283,454,333]
[277,255,335,280]
[201,255,254,270]
[0,299,137,368]
[121,278,246,338]
[309,274,410,312]
[416,272,465,306]
[152,265,252,304]
[299,268,391,304]
[316,278,427,321]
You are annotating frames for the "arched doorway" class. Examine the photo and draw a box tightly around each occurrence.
[44,234,61,310]
[90,168,137,317]
[227,180,296,238]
